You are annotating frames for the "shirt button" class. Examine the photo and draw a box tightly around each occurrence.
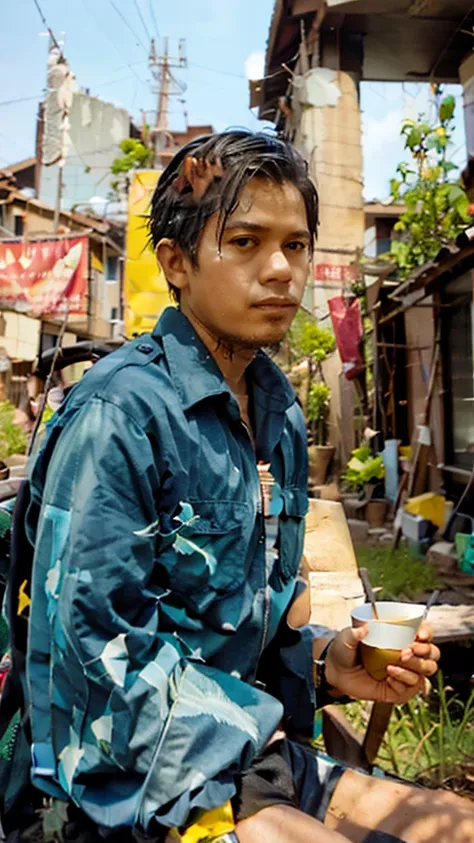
[137,342,154,354]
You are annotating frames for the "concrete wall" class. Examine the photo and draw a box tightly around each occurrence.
[322,352,355,468]
[39,92,130,212]
[294,71,365,320]
[291,69,364,468]
[0,312,40,361]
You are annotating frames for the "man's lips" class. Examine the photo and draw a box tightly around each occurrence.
[252,297,298,309]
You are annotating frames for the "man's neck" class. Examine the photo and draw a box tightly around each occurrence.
[180,302,255,396]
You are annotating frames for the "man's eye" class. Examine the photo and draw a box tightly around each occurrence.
[231,237,256,249]
[286,241,307,252]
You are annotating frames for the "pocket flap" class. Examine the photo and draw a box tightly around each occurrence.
[189,500,249,534]
[280,488,308,519]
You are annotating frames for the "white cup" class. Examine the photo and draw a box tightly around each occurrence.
[351,602,425,680]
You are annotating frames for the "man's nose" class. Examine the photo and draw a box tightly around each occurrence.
[260,249,292,284]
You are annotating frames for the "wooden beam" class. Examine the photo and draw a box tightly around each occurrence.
[362,703,393,766]
[322,705,369,770]
[292,0,321,14]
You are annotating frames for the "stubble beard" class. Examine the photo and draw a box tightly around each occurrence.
[215,324,287,358]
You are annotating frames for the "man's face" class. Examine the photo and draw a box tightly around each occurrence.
[178,178,311,350]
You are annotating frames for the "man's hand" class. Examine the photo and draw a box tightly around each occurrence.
[323,623,440,704]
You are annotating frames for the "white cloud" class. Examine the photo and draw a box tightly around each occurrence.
[245,51,265,81]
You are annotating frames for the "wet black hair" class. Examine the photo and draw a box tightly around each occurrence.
[149,129,319,302]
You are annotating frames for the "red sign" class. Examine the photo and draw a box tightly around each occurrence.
[314,263,357,284]
[0,236,88,318]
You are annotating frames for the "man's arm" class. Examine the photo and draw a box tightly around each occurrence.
[28,397,282,833]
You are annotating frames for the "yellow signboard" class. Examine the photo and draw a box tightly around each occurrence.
[124,169,172,337]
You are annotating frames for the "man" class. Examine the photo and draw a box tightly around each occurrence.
[25,131,472,842]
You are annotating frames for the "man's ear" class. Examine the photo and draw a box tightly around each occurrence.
[156,239,191,294]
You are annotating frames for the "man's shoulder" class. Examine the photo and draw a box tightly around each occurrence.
[64,335,180,425]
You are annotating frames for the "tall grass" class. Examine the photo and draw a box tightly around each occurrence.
[340,673,474,798]
[356,545,442,599]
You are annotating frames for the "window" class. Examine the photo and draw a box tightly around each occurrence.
[443,272,474,471]
[39,332,57,356]
[375,217,400,257]
[106,254,118,282]
[14,215,24,237]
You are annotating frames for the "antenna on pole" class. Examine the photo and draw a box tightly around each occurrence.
[148,36,187,168]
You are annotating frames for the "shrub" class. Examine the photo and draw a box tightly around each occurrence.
[0,401,27,462]
[342,447,385,491]
[307,383,331,446]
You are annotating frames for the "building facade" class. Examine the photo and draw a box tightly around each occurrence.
[0,169,123,405]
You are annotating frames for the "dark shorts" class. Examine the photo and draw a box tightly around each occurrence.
[233,737,345,824]
[233,738,403,842]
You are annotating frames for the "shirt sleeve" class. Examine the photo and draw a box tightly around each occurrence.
[256,581,340,739]
[28,397,283,834]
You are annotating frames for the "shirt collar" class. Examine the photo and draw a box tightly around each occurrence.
[153,307,296,414]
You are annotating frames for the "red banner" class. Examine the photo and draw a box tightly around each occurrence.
[0,236,88,317]
[314,263,358,284]
[328,295,365,381]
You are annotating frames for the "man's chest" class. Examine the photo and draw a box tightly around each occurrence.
[151,401,308,618]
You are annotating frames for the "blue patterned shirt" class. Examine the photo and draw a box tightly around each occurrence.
[26,307,314,833]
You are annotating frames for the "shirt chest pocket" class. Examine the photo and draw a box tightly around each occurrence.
[154,500,251,607]
[277,488,308,584]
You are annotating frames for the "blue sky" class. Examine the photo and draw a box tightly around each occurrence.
[0,0,467,201]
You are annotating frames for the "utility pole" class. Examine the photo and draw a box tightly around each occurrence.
[156,38,170,134]
[149,37,187,168]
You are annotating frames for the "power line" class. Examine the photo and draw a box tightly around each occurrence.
[149,0,160,39]
[189,62,245,79]
[82,0,149,88]
[95,60,147,82]
[108,0,148,53]
[94,72,149,90]
[0,94,42,107]
[132,0,152,44]
[31,0,63,55]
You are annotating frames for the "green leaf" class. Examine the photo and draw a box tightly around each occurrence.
[288,314,336,362]
[454,191,469,220]
[440,161,458,173]
[342,448,385,491]
[397,163,416,180]
[307,383,331,424]
[390,178,401,200]
[390,240,410,266]
[119,138,137,154]
[417,122,432,137]
[405,128,422,150]
[448,184,465,203]
[439,95,456,123]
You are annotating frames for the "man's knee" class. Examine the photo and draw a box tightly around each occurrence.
[235,804,350,843]
[235,806,285,843]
